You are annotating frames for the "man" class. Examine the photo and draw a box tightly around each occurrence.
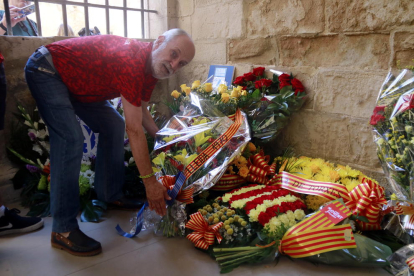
[0,0,38,36]
[24,28,195,256]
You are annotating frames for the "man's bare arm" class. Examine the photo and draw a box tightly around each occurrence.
[121,95,170,215]
[141,101,159,138]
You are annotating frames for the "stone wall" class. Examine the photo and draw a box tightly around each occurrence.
[172,0,414,187]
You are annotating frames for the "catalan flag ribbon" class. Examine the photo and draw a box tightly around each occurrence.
[395,203,414,230]
[160,174,194,205]
[186,212,223,250]
[345,178,387,231]
[406,255,414,272]
[280,201,357,258]
[184,109,243,179]
[268,171,350,201]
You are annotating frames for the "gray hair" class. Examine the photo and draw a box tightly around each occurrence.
[161,28,192,43]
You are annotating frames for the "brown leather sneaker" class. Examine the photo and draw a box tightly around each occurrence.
[51,228,102,257]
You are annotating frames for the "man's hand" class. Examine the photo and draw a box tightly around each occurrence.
[143,177,171,216]
[2,6,27,28]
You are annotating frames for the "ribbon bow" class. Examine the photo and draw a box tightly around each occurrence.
[186,212,223,250]
[246,151,271,184]
[345,178,387,230]
[160,175,194,204]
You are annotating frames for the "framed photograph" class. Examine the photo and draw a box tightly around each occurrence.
[208,65,235,89]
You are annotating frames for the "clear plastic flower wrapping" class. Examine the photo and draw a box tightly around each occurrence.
[130,92,251,236]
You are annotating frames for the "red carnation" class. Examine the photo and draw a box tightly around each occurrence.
[243,72,256,82]
[233,76,245,86]
[291,78,305,95]
[369,106,386,126]
[253,67,265,77]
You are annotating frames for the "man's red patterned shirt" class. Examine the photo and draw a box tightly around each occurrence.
[46,35,158,107]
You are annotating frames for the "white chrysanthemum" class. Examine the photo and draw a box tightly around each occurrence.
[279,214,289,225]
[286,210,295,221]
[294,209,305,221]
[266,217,282,232]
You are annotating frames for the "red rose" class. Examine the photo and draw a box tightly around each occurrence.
[243,72,256,82]
[255,78,273,89]
[253,67,265,77]
[233,76,245,86]
[291,78,305,95]
[278,73,291,82]
[279,80,291,89]
[254,80,262,89]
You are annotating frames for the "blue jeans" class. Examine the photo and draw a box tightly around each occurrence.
[25,47,125,233]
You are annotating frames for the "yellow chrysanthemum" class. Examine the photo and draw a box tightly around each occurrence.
[293,166,313,180]
[313,173,333,183]
[345,179,360,192]
[239,166,249,178]
[234,156,248,168]
[305,195,330,211]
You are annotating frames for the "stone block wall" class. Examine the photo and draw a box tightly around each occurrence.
[172,0,414,187]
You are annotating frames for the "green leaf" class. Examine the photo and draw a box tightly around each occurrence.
[356,215,370,223]
[92,199,107,210]
[80,199,106,222]
[251,89,261,99]
[27,201,50,217]
[279,85,293,95]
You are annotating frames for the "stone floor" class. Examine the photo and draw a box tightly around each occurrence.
[0,204,390,276]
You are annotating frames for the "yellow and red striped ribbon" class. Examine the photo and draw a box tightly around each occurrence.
[250,151,270,173]
[281,225,356,258]
[345,178,387,230]
[407,256,414,272]
[184,109,243,180]
[281,201,356,258]
[186,212,223,250]
[160,175,194,204]
[395,203,414,230]
[268,171,350,201]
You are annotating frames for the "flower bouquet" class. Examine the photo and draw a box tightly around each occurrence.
[166,67,307,143]
[186,182,392,274]
[369,69,414,202]
[144,92,251,237]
